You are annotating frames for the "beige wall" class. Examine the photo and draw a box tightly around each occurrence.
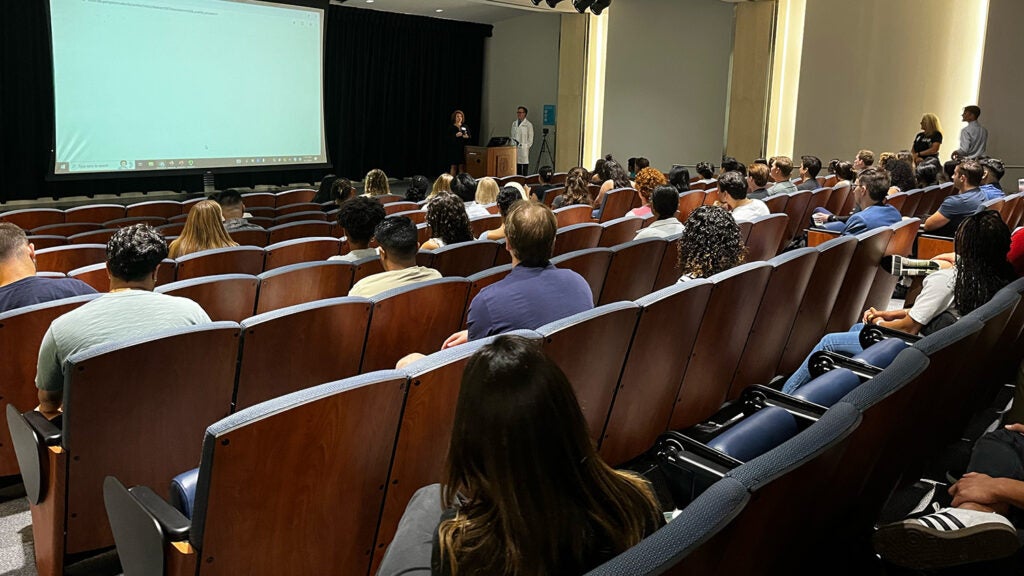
[481,12,562,171]
[555,14,588,172]
[600,0,734,171]
[980,0,1024,189]
[726,1,775,163]
[793,0,989,165]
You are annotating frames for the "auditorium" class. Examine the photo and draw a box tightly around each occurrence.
[2,0,1024,574]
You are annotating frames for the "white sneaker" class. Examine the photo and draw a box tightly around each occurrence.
[873,507,1019,569]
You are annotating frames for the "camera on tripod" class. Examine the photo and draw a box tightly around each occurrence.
[542,128,549,135]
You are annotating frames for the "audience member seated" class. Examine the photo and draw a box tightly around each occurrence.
[695,161,716,181]
[35,224,211,419]
[405,175,431,203]
[593,159,633,208]
[916,160,941,188]
[475,177,500,208]
[591,155,610,184]
[168,200,239,259]
[421,193,474,250]
[442,201,593,349]
[834,160,856,189]
[531,165,558,202]
[0,223,95,312]
[677,205,745,282]
[630,167,668,217]
[379,335,664,576]
[635,186,685,240]
[451,173,489,219]
[720,170,769,222]
[551,168,593,209]
[330,197,386,262]
[215,189,265,232]
[721,156,742,176]
[747,163,771,200]
[349,216,441,298]
[768,156,798,195]
[783,210,1016,394]
[854,149,875,173]
[628,156,650,179]
[329,177,357,206]
[479,187,524,241]
[873,422,1024,570]
[812,168,901,235]
[980,157,1006,200]
[797,155,822,191]
[430,173,453,201]
[924,159,989,238]
[311,174,337,204]
[668,165,690,193]
[885,156,917,194]
[363,168,391,198]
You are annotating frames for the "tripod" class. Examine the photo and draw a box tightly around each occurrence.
[535,129,554,172]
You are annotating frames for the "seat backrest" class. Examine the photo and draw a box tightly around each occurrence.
[671,262,773,429]
[764,194,788,215]
[188,371,406,576]
[273,210,328,225]
[551,248,614,306]
[254,260,355,314]
[352,254,385,284]
[64,204,125,224]
[175,246,265,280]
[235,297,373,409]
[391,209,426,225]
[426,240,500,278]
[554,204,594,228]
[777,235,859,374]
[915,185,943,216]
[597,188,637,223]
[68,229,117,245]
[745,213,788,262]
[229,228,269,247]
[32,222,102,237]
[825,226,893,333]
[884,192,909,215]
[240,192,276,209]
[1008,194,1024,230]
[797,187,832,230]
[554,222,601,256]
[105,216,168,229]
[0,294,100,476]
[602,280,713,466]
[262,236,341,271]
[267,220,332,244]
[730,248,818,399]
[360,278,471,372]
[1,208,64,230]
[598,238,667,305]
[678,190,705,223]
[541,186,565,207]
[598,216,643,247]
[274,188,316,206]
[156,222,186,236]
[702,188,720,205]
[652,233,683,290]
[982,197,1005,213]
[861,218,921,312]
[68,262,110,292]
[469,214,502,238]
[374,194,403,205]
[779,190,811,249]
[125,201,181,219]
[155,274,258,322]
[34,243,107,273]
[26,235,67,250]
[62,322,240,555]
[535,303,641,446]
[384,201,419,215]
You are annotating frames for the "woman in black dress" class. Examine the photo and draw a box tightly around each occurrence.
[448,110,470,175]
[912,113,943,165]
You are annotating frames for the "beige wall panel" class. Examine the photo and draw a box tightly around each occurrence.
[727,1,775,163]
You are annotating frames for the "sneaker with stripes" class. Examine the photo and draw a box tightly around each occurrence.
[873,507,1019,569]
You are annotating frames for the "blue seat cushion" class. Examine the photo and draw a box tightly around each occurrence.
[793,368,861,407]
[851,337,908,369]
[170,468,200,519]
[706,406,799,462]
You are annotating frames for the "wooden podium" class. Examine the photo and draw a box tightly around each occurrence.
[465,146,516,178]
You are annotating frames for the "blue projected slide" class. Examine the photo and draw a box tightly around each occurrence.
[49,0,327,175]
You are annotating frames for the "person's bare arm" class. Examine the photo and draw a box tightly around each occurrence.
[37,389,62,420]
[923,210,950,232]
[863,307,923,334]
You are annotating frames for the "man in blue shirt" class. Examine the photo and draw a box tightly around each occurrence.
[979,157,1006,200]
[0,223,95,313]
[924,159,989,238]
[841,168,903,236]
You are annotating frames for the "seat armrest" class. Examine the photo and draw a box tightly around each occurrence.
[131,485,191,540]
[104,476,191,576]
[808,350,883,380]
[22,411,62,446]
[859,323,922,348]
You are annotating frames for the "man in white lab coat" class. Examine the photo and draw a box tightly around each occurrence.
[511,106,534,176]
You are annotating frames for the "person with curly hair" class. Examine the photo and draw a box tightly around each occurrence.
[363,168,391,198]
[695,161,716,181]
[630,167,668,217]
[677,205,745,282]
[422,192,473,250]
[330,197,386,262]
[405,175,431,203]
[885,157,918,194]
[168,200,238,259]
[551,169,593,209]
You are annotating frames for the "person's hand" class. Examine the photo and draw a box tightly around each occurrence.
[812,213,829,226]
[1005,423,1024,434]
[863,307,904,324]
[950,473,1006,508]
[443,330,469,349]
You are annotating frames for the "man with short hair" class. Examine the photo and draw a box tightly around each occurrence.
[837,168,901,235]
[767,156,797,195]
[0,223,95,313]
[635,186,685,240]
[35,224,210,418]
[797,155,822,191]
[980,157,1006,200]
[216,189,264,232]
[854,149,875,172]
[951,105,988,160]
[330,197,386,262]
[720,156,741,175]
[924,159,989,237]
[719,171,769,223]
[747,163,771,200]
[348,217,441,298]
[511,106,534,176]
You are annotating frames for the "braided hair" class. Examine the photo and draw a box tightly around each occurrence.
[953,210,1016,315]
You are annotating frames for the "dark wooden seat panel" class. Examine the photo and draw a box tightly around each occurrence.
[598,216,643,247]
[263,237,341,271]
[156,274,258,322]
[554,223,601,257]
[554,204,594,228]
[255,260,356,314]
[64,204,125,224]
[125,201,182,219]
[598,238,666,305]
[1,208,65,230]
[825,227,893,333]
[31,222,102,237]
[551,248,613,306]
[274,189,317,206]
[229,228,270,247]
[34,244,107,274]
[862,218,921,312]
[175,246,265,280]
[26,235,68,250]
[597,188,637,223]
[745,213,788,262]
[421,241,500,278]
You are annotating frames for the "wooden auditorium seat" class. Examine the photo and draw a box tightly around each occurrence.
[824,226,892,333]
[384,201,419,215]
[104,216,168,228]
[34,244,107,274]
[861,218,920,312]
[744,213,788,262]
[913,185,943,217]
[597,216,643,247]
[274,188,316,206]
[175,246,265,280]
[884,191,909,215]
[156,274,258,322]
[652,233,683,290]
[463,264,514,325]
[255,260,356,314]
[469,214,501,238]
[898,189,923,218]
[240,192,276,209]
[551,248,613,306]
[553,222,601,256]
[596,188,636,223]
[7,322,239,576]
[155,222,186,236]
[778,190,811,251]
[598,238,666,305]
[797,187,832,229]
[125,200,181,219]
[229,228,270,247]
[64,204,125,224]
[67,229,117,245]
[391,209,426,225]
[26,235,67,250]
[764,193,788,215]
[262,236,341,271]
[553,204,593,228]
[0,208,65,230]
[31,222,102,237]
[272,210,328,225]
[267,220,331,244]
[677,189,704,224]
[417,240,499,278]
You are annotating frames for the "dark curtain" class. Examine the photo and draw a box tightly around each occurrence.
[0,4,490,202]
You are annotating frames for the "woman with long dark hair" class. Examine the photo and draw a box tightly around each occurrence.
[550,168,593,209]
[422,192,473,250]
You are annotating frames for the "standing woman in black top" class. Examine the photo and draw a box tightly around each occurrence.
[448,110,471,176]
[912,113,943,165]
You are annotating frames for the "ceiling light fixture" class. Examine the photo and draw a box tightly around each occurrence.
[590,0,611,14]
[572,0,594,13]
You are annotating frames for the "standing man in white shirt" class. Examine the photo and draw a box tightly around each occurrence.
[511,106,534,176]
[951,105,988,160]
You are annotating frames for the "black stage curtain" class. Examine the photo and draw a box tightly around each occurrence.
[0,5,490,202]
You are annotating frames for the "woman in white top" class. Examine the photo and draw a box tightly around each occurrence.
[635,186,685,240]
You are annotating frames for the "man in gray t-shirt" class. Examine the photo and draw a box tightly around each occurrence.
[35,225,210,418]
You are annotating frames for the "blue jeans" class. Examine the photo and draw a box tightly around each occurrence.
[782,323,866,394]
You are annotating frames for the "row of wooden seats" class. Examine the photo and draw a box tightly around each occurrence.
[5,225,894,574]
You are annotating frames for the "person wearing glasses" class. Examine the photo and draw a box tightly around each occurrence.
[811,168,901,235]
